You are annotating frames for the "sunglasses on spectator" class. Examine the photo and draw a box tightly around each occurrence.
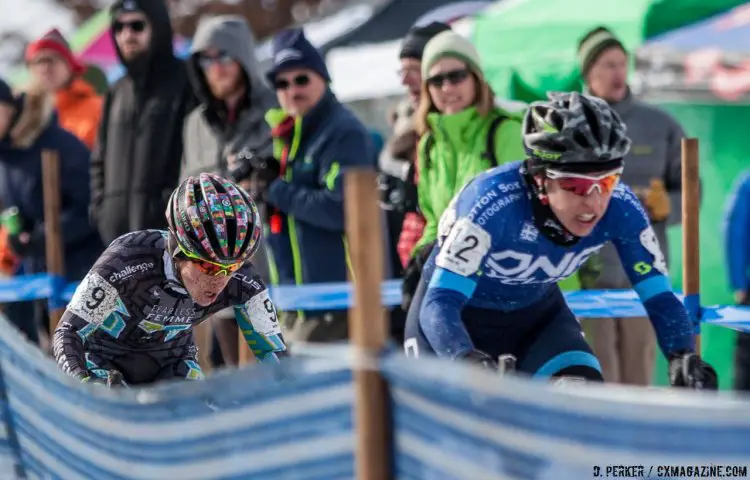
[425,69,470,88]
[274,74,311,90]
[177,244,243,277]
[199,52,234,69]
[113,19,147,34]
[545,167,624,197]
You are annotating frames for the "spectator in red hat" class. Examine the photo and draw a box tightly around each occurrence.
[26,28,103,149]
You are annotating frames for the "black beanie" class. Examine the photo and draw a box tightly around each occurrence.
[577,27,627,77]
[399,22,452,60]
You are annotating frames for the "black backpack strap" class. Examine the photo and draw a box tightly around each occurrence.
[420,132,435,170]
[482,115,507,167]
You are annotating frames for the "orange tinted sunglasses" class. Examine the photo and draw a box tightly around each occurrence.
[178,244,243,277]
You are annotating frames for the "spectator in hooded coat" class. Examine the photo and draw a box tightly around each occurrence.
[90,0,194,245]
[181,15,277,367]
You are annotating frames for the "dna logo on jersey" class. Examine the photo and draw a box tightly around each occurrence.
[485,245,603,284]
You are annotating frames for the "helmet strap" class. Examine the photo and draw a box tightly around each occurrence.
[520,161,580,247]
[167,232,182,258]
[166,232,189,288]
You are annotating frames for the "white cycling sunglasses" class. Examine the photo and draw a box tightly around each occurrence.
[544,166,624,196]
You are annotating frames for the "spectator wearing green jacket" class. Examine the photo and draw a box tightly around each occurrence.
[401,30,525,311]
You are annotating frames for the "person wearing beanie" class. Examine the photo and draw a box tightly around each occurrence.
[576,26,687,387]
[90,0,195,247]
[401,30,525,315]
[375,22,452,343]
[26,28,103,149]
[259,27,374,345]
[398,21,452,106]
[0,77,103,347]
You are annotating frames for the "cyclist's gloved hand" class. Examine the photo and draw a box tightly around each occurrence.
[463,350,498,370]
[106,370,127,388]
[401,241,435,312]
[668,351,718,390]
[81,375,108,387]
[82,370,128,388]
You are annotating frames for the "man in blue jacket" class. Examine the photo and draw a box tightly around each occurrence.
[253,28,374,344]
[0,78,102,345]
[724,172,750,390]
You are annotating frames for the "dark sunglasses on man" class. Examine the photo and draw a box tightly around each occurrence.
[274,74,311,91]
[426,68,471,88]
[113,19,147,34]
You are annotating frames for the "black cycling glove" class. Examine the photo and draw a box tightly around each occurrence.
[401,241,436,312]
[82,370,128,388]
[463,350,498,369]
[668,351,718,390]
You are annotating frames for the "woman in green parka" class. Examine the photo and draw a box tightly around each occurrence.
[400,30,527,310]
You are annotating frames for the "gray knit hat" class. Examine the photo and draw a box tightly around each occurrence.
[421,31,483,80]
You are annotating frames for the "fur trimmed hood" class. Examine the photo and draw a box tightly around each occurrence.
[8,84,55,149]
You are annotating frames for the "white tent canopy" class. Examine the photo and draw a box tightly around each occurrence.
[327,16,474,102]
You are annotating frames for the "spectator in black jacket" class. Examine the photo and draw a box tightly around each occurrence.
[0,78,102,344]
[90,0,195,245]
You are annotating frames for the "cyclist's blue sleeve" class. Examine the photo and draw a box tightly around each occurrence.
[723,173,750,292]
[610,189,695,355]
[420,215,495,359]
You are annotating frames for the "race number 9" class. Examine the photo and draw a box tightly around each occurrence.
[436,218,491,277]
[86,287,106,310]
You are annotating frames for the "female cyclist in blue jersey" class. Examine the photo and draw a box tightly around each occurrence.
[404,92,716,389]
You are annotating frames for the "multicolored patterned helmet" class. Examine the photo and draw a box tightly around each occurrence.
[166,173,262,265]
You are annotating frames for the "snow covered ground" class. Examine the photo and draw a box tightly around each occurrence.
[0,0,76,72]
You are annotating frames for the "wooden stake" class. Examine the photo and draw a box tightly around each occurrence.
[681,138,701,353]
[345,169,391,480]
[41,150,65,334]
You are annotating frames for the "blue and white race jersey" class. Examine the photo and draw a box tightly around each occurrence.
[420,161,695,359]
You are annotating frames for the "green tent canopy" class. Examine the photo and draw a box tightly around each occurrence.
[473,0,749,102]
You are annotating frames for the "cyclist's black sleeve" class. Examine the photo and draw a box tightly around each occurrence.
[52,236,142,379]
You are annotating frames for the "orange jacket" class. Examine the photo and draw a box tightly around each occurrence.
[55,78,103,149]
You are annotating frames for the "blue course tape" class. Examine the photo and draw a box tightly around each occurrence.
[683,293,702,335]
[2,273,750,332]
[47,275,67,310]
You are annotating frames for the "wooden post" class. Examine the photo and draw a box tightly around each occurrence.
[681,138,701,353]
[345,169,391,480]
[41,150,65,334]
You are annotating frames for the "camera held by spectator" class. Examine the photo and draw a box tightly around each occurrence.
[227,147,280,201]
